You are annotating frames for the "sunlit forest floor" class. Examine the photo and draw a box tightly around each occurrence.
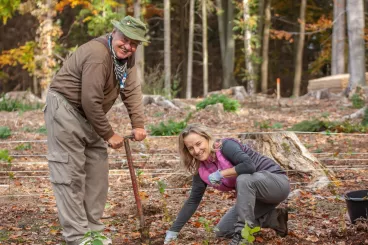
[0,95,368,244]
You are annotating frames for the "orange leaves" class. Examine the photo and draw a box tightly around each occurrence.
[270,29,293,43]
[55,0,91,12]
[305,15,332,32]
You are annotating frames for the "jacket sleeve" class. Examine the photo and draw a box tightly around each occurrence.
[120,65,145,129]
[221,139,256,175]
[81,62,114,140]
[169,174,207,232]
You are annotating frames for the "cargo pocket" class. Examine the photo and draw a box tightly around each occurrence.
[46,152,71,185]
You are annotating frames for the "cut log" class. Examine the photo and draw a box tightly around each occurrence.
[307,73,368,93]
[239,132,336,190]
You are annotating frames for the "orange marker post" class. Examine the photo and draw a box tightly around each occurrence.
[277,78,281,100]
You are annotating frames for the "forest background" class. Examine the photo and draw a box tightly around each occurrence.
[0,0,367,100]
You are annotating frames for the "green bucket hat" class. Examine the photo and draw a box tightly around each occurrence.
[111,15,149,43]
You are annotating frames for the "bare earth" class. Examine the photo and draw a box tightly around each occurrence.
[0,95,367,245]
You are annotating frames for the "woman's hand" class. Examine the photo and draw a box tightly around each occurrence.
[208,170,223,185]
[164,231,178,244]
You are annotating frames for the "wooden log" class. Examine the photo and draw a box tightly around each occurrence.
[239,132,336,190]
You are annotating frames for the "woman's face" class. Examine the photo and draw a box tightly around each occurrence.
[183,132,210,161]
[111,30,139,59]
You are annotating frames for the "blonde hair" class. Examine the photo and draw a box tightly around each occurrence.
[178,124,216,174]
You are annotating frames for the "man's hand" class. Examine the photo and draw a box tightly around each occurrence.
[132,128,147,141]
[208,170,223,186]
[107,134,124,149]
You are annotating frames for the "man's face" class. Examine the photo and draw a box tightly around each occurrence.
[111,30,140,59]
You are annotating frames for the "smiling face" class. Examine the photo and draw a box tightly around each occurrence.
[111,30,140,59]
[183,132,210,161]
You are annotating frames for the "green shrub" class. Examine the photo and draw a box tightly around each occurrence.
[196,94,240,112]
[0,126,11,139]
[149,113,192,136]
[289,119,368,133]
[288,120,329,132]
[149,120,187,136]
[15,143,31,151]
[35,125,47,135]
[351,94,364,109]
[0,95,43,112]
[0,149,12,163]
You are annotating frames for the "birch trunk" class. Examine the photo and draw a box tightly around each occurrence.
[134,0,145,86]
[292,0,306,97]
[202,0,208,95]
[331,0,345,75]
[243,0,254,95]
[186,0,195,98]
[164,0,171,97]
[40,0,54,101]
[346,0,366,95]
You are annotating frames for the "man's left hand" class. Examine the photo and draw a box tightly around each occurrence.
[132,128,147,141]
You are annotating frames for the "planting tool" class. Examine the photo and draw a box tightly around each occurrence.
[124,135,150,244]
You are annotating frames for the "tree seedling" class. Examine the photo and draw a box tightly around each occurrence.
[198,217,218,245]
[240,224,260,244]
[157,180,171,222]
[82,231,109,245]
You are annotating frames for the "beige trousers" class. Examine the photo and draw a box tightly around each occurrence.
[44,91,109,244]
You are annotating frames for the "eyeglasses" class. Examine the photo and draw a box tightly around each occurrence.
[118,32,141,49]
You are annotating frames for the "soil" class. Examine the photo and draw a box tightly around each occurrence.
[0,95,368,245]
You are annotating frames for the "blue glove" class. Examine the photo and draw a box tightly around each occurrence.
[164,230,178,244]
[208,170,223,185]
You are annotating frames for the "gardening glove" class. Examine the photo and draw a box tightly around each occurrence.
[208,170,223,186]
[164,230,178,244]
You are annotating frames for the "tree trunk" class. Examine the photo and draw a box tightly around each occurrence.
[164,0,171,97]
[134,0,145,86]
[216,0,234,89]
[216,0,226,77]
[292,0,306,97]
[331,0,346,75]
[346,0,366,95]
[186,0,195,99]
[239,132,335,189]
[202,0,208,95]
[223,0,235,88]
[40,0,55,101]
[180,0,187,98]
[243,0,254,95]
[261,0,271,93]
[254,0,265,93]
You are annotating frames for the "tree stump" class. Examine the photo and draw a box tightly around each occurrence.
[239,132,336,190]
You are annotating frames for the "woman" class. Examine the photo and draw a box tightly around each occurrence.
[164,124,290,245]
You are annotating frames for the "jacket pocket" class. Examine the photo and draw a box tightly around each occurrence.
[47,152,71,185]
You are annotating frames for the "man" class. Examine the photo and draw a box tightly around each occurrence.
[43,16,148,245]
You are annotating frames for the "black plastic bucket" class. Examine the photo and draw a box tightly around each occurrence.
[345,190,368,223]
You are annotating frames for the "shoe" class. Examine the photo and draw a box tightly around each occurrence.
[229,232,243,245]
[79,237,112,245]
[274,208,288,237]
